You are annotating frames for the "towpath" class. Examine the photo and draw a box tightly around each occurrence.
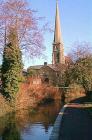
[59,96,92,140]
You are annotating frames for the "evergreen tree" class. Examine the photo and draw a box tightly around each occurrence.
[1,27,23,100]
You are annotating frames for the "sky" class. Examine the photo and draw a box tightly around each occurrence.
[24,0,92,68]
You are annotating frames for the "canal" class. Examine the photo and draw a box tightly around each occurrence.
[0,100,62,140]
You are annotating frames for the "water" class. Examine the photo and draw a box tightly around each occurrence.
[0,100,62,140]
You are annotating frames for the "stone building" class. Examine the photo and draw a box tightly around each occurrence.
[28,62,61,85]
[27,1,71,86]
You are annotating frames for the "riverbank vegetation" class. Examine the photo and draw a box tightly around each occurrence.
[16,83,61,110]
[0,0,47,117]
[0,83,61,117]
[0,94,13,117]
[61,42,92,102]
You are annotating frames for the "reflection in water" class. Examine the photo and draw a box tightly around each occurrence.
[2,123,20,140]
[0,100,62,140]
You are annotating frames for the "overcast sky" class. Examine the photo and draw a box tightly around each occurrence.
[25,0,92,68]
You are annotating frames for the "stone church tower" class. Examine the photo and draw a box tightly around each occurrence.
[52,0,65,65]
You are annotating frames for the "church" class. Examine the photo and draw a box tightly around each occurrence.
[27,1,71,86]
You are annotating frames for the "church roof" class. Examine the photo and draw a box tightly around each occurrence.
[28,63,67,72]
[48,64,59,71]
[28,64,58,71]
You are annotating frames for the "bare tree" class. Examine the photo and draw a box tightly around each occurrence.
[68,41,92,62]
[0,0,46,58]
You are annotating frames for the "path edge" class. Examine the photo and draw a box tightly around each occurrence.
[49,104,67,140]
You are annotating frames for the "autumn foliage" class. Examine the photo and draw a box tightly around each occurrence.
[0,94,12,117]
[15,81,61,110]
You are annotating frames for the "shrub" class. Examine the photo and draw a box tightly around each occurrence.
[65,83,85,102]
[63,56,92,94]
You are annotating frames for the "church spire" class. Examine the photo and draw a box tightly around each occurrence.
[54,0,62,43]
[52,0,65,65]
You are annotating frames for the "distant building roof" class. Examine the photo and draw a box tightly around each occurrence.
[28,65,43,70]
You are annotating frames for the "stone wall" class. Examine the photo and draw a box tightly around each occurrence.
[39,66,58,85]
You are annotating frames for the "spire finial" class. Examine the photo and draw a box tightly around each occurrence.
[56,0,58,3]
